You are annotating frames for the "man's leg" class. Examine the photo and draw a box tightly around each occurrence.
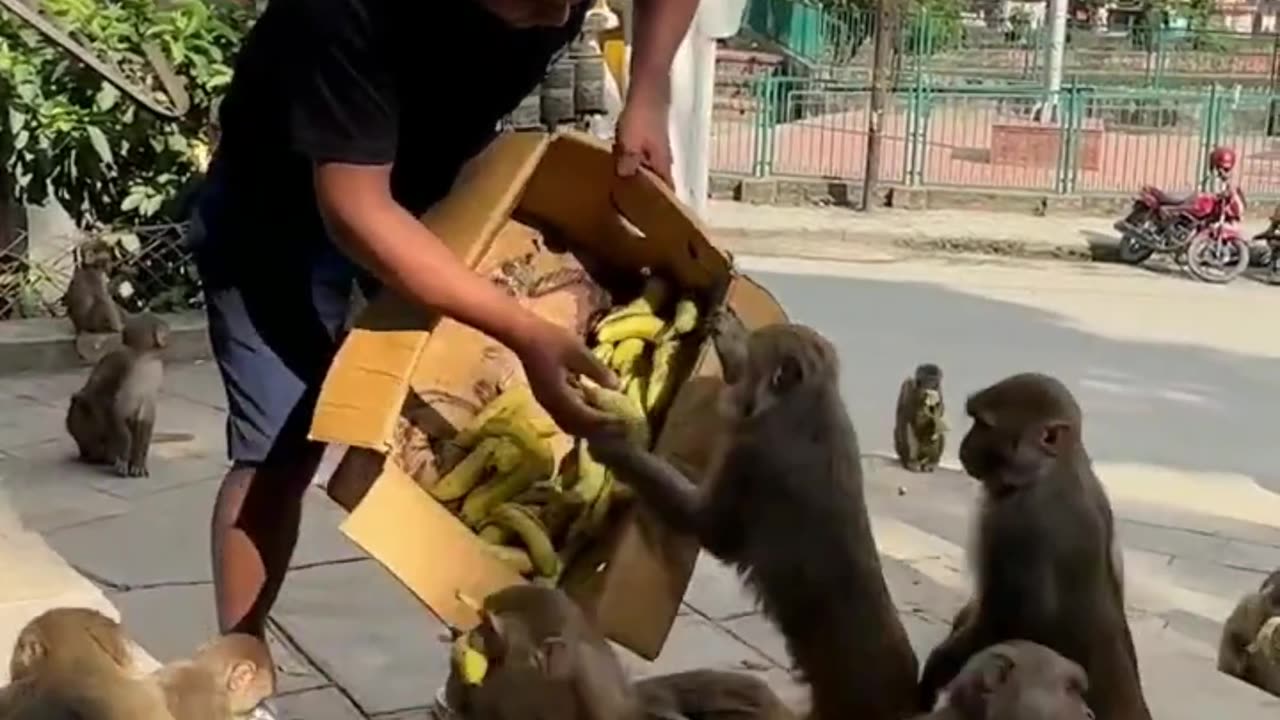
[199,244,359,637]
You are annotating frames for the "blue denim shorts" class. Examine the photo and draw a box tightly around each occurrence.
[187,170,378,466]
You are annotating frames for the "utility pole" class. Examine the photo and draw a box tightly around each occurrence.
[1043,0,1068,121]
[862,0,899,212]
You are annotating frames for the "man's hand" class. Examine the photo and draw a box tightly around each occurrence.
[614,93,673,187]
[511,318,620,437]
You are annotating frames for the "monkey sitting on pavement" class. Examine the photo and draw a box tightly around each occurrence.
[445,585,795,720]
[1,607,275,720]
[917,373,1151,720]
[63,239,126,362]
[894,363,947,473]
[586,313,920,720]
[66,313,169,477]
[915,641,1095,720]
[1219,569,1280,693]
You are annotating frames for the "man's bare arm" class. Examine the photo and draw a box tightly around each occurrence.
[628,0,700,106]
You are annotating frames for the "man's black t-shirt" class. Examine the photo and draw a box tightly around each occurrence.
[208,0,585,247]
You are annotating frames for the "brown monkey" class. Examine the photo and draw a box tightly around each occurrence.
[66,313,169,477]
[446,585,795,720]
[1,608,274,720]
[64,239,126,350]
[586,314,920,720]
[894,363,947,472]
[150,633,276,720]
[1218,569,1280,686]
[917,373,1150,720]
[916,641,1094,720]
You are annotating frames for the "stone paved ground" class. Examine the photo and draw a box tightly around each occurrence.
[3,252,1280,717]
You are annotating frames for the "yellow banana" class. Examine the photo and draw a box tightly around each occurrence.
[574,439,609,505]
[595,314,667,345]
[455,385,537,448]
[609,337,646,376]
[667,297,700,338]
[594,276,671,328]
[625,375,647,413]
[592,343,615,365]
[450,634,489,685]
[486,503,561,578]
[460,460,542,528]
[471,415,554,467]
[580,379,650,447]
[481,543,535,576]
[430,437,504,502]
[644,339,681,413]
[478,524,512,544]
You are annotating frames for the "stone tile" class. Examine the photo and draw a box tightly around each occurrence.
[1216,539,1280,575]
[900,610,950,661]
[1117,519,1229,566]
[147,392,231,458]
[47,482,364,587]
[161,360,228,411]
[370,709,432,720]
[0,395,66,451]
[6,435,227,501]
[0,370,86,407]
[1167,556,1269,603]
[1161,608,1226,649]
[274,687,367,720]
[270,560,450,717]
[0,454,130,533]
[717,613,789,669]
[108,583,326,695]
[615,613,777,679]
[682,552,756,621]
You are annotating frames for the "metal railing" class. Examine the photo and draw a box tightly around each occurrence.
[0,222,199,321]
[712,76,1280,200]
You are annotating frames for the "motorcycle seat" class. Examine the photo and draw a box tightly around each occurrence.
[1147,188,1190,206]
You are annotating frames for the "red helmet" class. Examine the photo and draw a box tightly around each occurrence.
[1209,146,1237,172]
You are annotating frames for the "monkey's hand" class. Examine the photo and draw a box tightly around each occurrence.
[584,428,702,536]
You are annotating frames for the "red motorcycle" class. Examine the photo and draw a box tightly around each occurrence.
[1113,185,1250,283]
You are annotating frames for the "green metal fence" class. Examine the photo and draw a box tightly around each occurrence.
[711,77,1280,199]
[743,0,1280,92]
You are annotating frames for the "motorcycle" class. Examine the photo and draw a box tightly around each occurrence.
[1250,215,1280,284]
[1113,186,1222,266]
[1181,186,1250,284]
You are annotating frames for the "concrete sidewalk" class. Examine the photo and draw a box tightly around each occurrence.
[706,199,1274,263]
[0,357,1278,717]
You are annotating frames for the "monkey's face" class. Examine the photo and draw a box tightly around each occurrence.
[949,642,1093,720]
[721,325,837,422]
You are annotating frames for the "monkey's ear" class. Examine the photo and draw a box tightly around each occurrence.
[770,355,803,393]
[535,636,575,681]
[226,660,258,694]
[1038,420,1072,454]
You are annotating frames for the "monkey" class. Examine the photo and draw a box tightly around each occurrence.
[917,373,1151,720]
[1218,569,1280,687]
[0,607,275,720]
[446,585,796,720]
[915,641,1095,720]
[894,363,947,473]
[63,239,126,359]
[149,633,276,720]
[66,313,169,477]
[585,312,920,720]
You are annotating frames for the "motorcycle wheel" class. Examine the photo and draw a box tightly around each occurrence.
[1185,233,1250,284]
[1117,232,1155,264]
[1270,252,1280,285]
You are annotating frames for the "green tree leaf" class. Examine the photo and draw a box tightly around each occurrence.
[85,125,114,166]
[94,83,120,112]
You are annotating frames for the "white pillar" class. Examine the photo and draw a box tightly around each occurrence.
[1044,0,1067,120]
[668,0,748,219]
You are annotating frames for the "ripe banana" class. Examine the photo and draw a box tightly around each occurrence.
[478,524,512,544]
[481,542,535,576]
[644,339,680,413]
[574,439,609,505]
[667,297,700,338]
[450,633,489,685]
[430,437,504,502]
[455,385,536,448]
[460,460,543,528]
[609,337,646,376]
[625,375,647,413]
[595,275,670,327]
[595,314,667,345]
[592,342,615,365]
[580,378,650,447]
[486,503,561,578]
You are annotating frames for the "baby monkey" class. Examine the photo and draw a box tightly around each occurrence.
[66,313,169,477]
[894,363,947,472]
[446,585,794,720]
[1219,569,1280,694]
[917,641,1095,720]
[0,607,274,720]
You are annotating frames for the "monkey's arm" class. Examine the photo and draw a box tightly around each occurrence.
[588,436,702,536]
[1218,598,1258,676]
[918,620,986,711]
[636,670,797,720]
[710,309,749,384]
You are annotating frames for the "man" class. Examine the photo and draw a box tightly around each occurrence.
[189,0,697,682]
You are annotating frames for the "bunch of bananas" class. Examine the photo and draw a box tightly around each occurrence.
[589,275,700,420]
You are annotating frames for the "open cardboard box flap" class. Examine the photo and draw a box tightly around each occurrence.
[309,130,787,660]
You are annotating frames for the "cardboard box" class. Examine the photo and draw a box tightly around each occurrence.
[308,129,787,660]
